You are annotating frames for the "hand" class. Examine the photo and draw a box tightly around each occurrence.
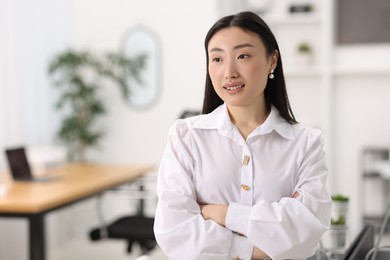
[252,246,269,259]
[200,204,228,227]
[292,191,302,200]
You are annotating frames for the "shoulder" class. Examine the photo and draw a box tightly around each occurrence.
[292,123,324,147]
[292,123,322,136]
[292,123,321,137]
[168,114,206,139]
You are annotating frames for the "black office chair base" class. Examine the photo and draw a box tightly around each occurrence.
[89,215,156,254]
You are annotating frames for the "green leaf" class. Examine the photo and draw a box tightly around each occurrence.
[331,194,349,202]
[48,48,147,161]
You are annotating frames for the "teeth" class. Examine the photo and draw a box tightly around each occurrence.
[226,85,243,90]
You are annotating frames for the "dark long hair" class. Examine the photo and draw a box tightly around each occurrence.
[202,11,297,124]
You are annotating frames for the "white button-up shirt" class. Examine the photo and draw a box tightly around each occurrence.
[154,104,331,260]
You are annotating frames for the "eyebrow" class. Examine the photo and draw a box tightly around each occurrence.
[209,43,254,53]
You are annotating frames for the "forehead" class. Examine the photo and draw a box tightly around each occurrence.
[208,26,264,50]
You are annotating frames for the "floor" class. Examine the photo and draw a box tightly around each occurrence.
[48,233,390,260]
[49,237,168,260]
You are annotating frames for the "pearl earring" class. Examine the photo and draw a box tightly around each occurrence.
[269,70,274,79]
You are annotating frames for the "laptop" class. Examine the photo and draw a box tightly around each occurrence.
[5,147,60,182]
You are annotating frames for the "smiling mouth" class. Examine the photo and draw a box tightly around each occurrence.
[223,84,245,91]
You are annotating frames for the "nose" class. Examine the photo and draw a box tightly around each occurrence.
[224,59,238,79]
[224,71,238,79]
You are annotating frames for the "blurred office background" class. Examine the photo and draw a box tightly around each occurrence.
[1,0,390,259]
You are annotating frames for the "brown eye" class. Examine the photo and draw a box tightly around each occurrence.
[238,54,249,59]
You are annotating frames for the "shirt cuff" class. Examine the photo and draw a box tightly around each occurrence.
[229,232,253,260]
[226,202,251,236]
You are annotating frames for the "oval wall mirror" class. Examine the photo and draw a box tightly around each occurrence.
[122,26,161,109]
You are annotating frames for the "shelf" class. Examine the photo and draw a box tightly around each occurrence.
[263,13,322,26]
[363,172,383,179]
[284,66,322,77]
[363,172,390,181]
[363,215,390,232]
[363,147,389,154]
[364,214,385,220]
[333,66,390,76]
[284,66,390,77]
[362,147,390,233]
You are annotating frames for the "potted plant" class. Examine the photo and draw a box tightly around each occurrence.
[48,49,147,161]
[323,194,349,249]
[296,41,313,66]
[331,194,349,226]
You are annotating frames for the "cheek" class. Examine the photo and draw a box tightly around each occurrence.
[244,66,269,95]
[208,67,225,98]
[208,65,221,86]
[248,64,268,82]
[208,64,219,80]
[251,62,268,75]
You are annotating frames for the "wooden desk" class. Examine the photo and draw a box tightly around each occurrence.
[0,163,154,260]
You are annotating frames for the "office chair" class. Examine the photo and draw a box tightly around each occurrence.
[89,173,157,255]
[89,110,200,255]
[179,110,200,119]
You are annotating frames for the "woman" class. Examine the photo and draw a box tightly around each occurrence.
[154,11,331,260]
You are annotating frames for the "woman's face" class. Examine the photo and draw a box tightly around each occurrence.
[207,26,277,108]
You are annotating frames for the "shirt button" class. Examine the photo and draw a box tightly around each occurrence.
[242,155,250,165]
[241,184,250,191]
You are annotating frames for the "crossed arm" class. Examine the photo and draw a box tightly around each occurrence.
[200,192,301,259]
[200,204,268,259]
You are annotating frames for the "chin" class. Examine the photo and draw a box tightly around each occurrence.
[225,102,247,108]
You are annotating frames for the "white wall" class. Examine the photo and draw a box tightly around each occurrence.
[72,0,219,166]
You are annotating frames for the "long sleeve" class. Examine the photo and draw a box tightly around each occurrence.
[154,105,332,260]
[154,120,253,260]
[225,130,331,260]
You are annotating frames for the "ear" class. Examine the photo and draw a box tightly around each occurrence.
[269,50,279,70]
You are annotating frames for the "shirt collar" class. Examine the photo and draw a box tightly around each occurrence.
[193,103,295,140]
[253,105,295,140]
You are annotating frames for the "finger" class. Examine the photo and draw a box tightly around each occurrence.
[292,192,300,198]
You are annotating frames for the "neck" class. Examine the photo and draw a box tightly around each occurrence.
[227,102,269,139]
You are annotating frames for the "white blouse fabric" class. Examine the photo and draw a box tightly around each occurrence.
[154,104,331,260]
